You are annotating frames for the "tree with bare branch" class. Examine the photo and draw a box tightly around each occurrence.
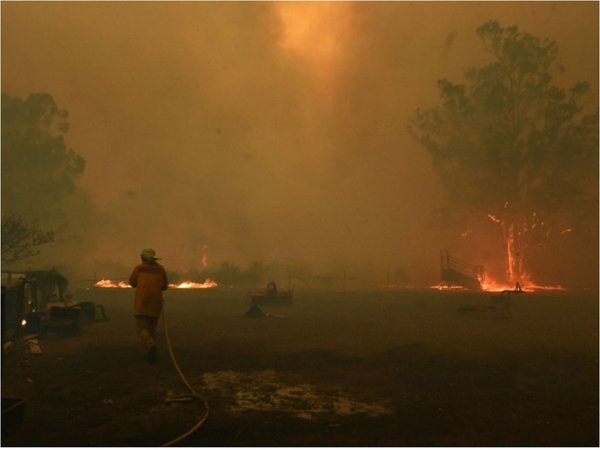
[1,215,54,264]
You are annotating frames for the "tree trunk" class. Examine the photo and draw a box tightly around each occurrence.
[502,219,525,283]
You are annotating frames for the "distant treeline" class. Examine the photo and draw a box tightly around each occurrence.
[168,260,292,289]
[167,259,414,290]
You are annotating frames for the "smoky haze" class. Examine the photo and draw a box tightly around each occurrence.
[2,2,598,285]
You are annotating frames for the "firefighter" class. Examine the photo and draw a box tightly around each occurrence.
[129,248,168,364]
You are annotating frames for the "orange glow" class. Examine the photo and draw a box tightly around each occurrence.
[274,3,354,94]
[479,277,522,292]
[430,283,467,290]
[487,214,501,223]
[505,223,516,282]
[169,279,218,289]
[95,279,131,288]
[431,274,565,293]
[480,274,565,292]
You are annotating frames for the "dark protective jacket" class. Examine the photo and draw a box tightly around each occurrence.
[129,261,168,317]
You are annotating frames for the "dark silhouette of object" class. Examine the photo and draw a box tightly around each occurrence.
[244,304,267,318]
[457,289,513,319]
[266,281,278,298]
[2,270,108,338]
[14,269,69,311]
[2,269,70,337]
[248,281,293,306]
[440,250,484,290]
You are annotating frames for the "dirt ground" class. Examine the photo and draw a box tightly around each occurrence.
[2,287,598,446]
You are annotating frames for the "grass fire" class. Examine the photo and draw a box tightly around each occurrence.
[94,279,219,289]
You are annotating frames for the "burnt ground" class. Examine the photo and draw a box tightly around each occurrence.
[1,288,598,446]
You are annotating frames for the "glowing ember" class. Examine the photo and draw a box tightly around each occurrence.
[430,283,467,290]
[487,214,501,223]
[517,282,565,292]
[95,279,131,288]
[169,279,218,289]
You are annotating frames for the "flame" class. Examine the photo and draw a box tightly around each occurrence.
[480,274,565,292]
[432,274,565,293]
[169,279,218,289]
[95,279,131,288]
[479,277,522,292]
[95,278,218,289]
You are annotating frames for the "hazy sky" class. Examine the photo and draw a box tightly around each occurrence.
[2,2,598,281]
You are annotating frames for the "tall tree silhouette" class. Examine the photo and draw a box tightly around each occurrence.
[1,93,87,264]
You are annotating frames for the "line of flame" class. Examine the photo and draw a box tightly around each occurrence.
[169,279,218,289]
[94,278,219,289]
[94,279,132,288]
[432,273,565,293]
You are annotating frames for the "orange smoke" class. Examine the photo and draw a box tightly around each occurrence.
[274,2,355,97]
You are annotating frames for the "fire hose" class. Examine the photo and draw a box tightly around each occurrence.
[160,308,209,446]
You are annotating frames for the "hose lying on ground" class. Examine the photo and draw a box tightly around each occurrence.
[161,308,209,447]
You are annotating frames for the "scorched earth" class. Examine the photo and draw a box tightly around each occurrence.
[2,287,598,446]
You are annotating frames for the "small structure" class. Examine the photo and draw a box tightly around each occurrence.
[1,269,108,340]
[440,250,484,290]
[2,269,68,340]
[2,269,68,310]
[248,281,293,306]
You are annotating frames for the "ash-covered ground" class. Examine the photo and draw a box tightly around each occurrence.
[2,287,598,446]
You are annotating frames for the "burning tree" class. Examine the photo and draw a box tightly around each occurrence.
[410,21,598,283]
